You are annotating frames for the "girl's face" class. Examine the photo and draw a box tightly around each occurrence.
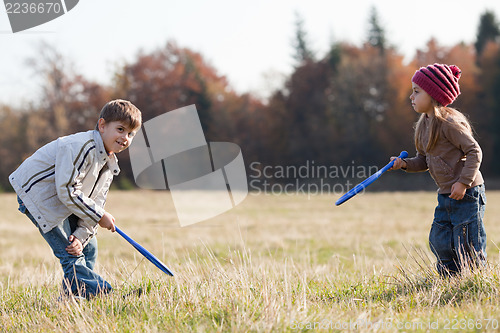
[410,82,434,115]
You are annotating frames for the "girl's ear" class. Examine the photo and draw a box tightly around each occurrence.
[432,99,442,108]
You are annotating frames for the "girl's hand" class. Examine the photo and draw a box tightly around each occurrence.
[450,182,467,200]
[389,157,407,171]
[66,235,83,256]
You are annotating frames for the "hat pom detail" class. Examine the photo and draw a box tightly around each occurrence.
[450,65,461,80]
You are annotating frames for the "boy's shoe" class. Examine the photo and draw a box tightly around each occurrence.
[72,295,87,302]
[122,288,143,299]
[57,293,86,302]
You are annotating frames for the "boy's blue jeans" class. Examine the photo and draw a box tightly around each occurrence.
[429,184,487,275]
[17,197,112,298]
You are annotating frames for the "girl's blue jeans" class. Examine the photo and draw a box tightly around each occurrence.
[17,197,112,298]
[429,184,487,275]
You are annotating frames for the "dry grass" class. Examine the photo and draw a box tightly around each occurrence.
[1,190,500,332]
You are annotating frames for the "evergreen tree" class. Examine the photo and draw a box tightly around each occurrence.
[490,51,500,173]
[292,11,315,64]
[475,10,500,56]
[367,6,386,53]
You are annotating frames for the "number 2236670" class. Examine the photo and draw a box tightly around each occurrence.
[5,2,62,14]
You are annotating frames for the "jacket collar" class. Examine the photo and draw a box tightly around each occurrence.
[92,130,121,176]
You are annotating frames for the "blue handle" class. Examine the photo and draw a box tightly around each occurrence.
[335,151,408,206]
[115,226,174,276]
[377,150,409,175]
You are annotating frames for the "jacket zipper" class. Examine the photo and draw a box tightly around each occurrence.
[89,164,107,198]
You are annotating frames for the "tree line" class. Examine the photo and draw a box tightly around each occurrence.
[1,8,500,191]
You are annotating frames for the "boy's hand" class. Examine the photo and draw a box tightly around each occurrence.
[99,212,116,232]
[389,157,407,171]
[66,235,83,256]
[450,182,467,200]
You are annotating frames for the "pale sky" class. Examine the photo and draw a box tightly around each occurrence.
[1,0,500,106]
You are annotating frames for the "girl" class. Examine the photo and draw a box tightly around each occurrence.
[391,63,486,276]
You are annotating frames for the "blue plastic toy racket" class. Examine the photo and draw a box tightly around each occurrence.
[115,226,174,276]
[335,151,408,206]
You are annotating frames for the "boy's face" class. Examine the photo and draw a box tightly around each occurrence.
[98,119,138,154]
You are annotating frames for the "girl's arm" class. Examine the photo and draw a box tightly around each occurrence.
[443,124,482,188]
[401,152,428,172]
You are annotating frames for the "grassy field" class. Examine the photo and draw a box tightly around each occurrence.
[1,190,500,332]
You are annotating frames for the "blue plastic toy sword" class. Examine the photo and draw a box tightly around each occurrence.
[335,151,408,206]
[115,226,174,276]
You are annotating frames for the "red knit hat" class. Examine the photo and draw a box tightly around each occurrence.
[411,63,462,106]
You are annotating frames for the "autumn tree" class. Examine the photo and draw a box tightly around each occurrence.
[262,7,413,169]
[114,41,229,132]
[113,41,267,181]
[283,59,331,165]
[1,43,115,189]
[25,42,112,149]
[4,10,500,191]
[413,38,450,67]
[473,11,500,175]
[476,42,500,174]
[0,105,24,191]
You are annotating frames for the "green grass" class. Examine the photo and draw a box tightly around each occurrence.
[1,190,500,332]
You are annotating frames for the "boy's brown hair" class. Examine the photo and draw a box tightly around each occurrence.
[95,99,142,130]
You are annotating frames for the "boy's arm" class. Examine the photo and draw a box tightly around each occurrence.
[55,143,106,244]
[73,218,99,248]
[72,177,115,246]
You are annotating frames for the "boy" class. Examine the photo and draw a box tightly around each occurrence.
[9,99,142,298]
